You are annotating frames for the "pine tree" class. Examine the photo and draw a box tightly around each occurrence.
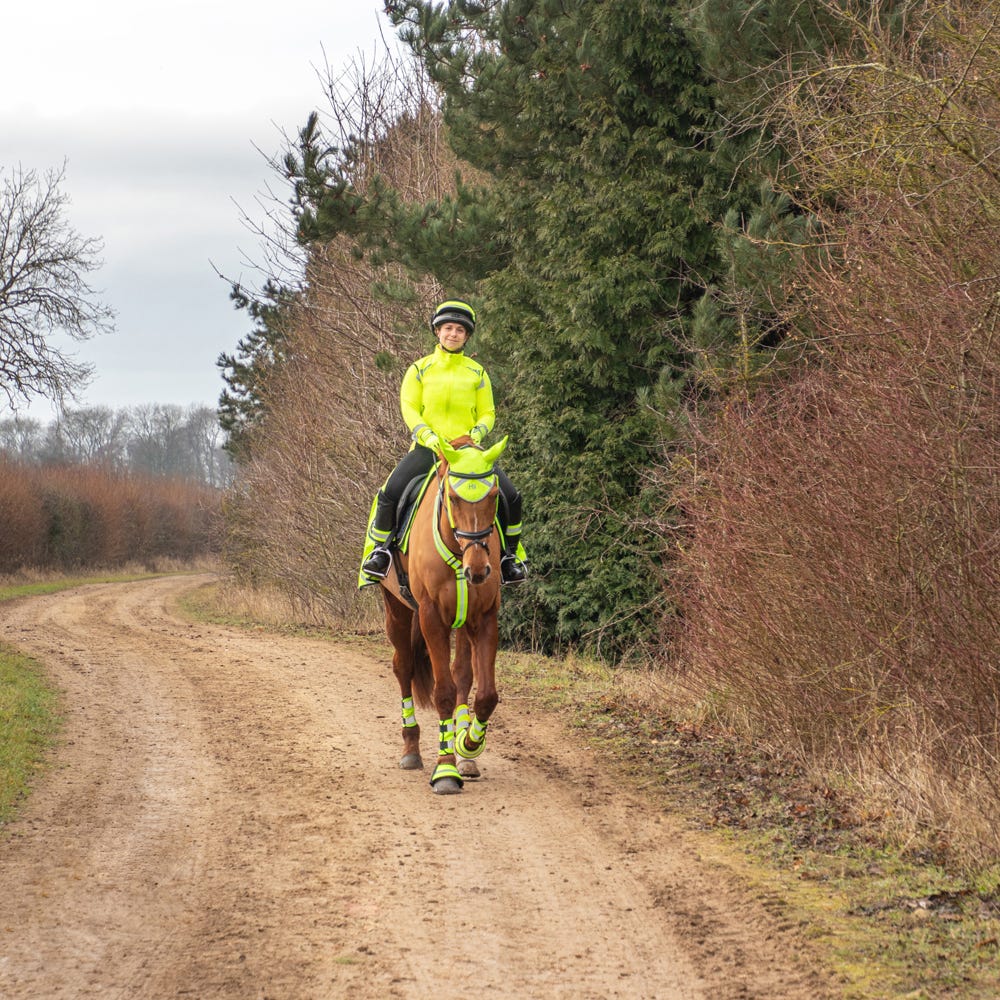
[216,280,292,461]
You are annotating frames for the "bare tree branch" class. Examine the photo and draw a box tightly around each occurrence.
[0,163,114,408]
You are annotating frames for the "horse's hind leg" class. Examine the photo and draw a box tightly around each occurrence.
[384,593,422,770]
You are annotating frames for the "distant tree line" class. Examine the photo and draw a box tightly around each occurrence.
[0,404,233,487]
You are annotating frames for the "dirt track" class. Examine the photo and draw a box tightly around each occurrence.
[0,576,833,999]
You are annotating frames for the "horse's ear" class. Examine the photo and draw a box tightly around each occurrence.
[438,439,461,466]
[481,435,508,467]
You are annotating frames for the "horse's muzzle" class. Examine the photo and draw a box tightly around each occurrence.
[463,564,492,585]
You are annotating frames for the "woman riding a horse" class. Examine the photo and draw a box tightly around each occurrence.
[357,299,527,794]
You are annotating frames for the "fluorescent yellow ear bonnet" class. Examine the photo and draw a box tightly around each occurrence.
[439,435,509,503]
[448,470,497,502]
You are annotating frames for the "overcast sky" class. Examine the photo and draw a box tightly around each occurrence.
[2,1,398,420]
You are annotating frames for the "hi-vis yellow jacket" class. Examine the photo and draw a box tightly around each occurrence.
[400,345,495,450]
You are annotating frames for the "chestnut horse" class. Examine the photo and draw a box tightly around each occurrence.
[378,436,509,794]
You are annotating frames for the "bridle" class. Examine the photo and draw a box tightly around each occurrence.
[439,468,498,557]
[430,451,505,630]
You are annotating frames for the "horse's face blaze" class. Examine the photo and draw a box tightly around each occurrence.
[450,484,499,585]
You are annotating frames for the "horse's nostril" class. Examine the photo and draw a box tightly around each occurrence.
[463,565,492,585]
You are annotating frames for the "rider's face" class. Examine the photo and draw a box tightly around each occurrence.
[435,322,469,351]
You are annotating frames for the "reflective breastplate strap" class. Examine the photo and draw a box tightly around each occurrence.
[432,491,469,629]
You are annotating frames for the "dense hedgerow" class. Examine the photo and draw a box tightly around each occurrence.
[664,0,1000,856]
[0,458,221,572]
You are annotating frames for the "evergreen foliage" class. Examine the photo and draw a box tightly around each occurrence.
[216,279,293,461]
[380,1,731,656]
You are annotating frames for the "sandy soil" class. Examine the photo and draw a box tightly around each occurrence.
[0,575,834,999]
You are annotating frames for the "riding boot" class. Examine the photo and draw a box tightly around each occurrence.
[500,528,527,585]
[361,491,396,579]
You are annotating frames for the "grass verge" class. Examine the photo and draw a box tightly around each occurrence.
[185,579,1000,1000]
[0,642,59,825]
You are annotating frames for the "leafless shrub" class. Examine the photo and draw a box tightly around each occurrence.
[0,457,220,572]
[662,0,1000,859]
[223,49,480,624]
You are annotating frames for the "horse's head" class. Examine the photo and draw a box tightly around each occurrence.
[437,436,508,585]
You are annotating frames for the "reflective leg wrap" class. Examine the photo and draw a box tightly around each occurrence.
[358,492,395,588]
[430,717,463,786]
[401,697,417,729]
[438,717,455,756]
[505,523,526,562]
[455,703,471,735]
[470,715,487,744]
[456,715,488,760]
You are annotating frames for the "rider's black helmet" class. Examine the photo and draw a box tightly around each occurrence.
[430,300,476,336]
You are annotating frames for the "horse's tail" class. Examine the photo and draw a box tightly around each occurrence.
[409,612,434,710]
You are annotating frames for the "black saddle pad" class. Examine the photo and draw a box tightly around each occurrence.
[394,470,435,553]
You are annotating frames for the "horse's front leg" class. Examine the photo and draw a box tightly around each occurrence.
[419,604,463,794]
[384,592,422,770]
[452,630,480,780]
[455,608,498,763]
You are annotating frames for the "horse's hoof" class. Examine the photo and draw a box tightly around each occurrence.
[432,777,463,795]
[399,753,423,770]
[458,758,480,779]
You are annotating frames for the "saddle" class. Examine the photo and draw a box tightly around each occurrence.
[394,470,435,556]
[383,470,434,610]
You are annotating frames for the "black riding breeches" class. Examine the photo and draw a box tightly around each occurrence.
[381,445,437,503]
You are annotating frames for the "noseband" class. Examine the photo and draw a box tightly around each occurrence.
[453,522,494,555]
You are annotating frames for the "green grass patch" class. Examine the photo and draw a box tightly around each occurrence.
[0,568,175,831]
[0,642,60,825]
[0,570,164,605]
